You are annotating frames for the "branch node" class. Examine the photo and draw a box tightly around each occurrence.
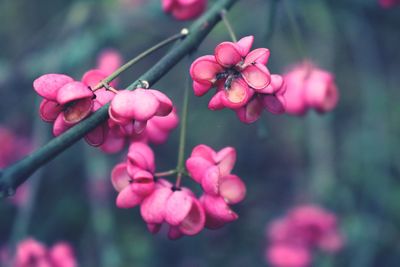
[137,80,150,89]
[181,28,190,36]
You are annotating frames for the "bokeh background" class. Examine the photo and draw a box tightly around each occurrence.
[1,0,400,266]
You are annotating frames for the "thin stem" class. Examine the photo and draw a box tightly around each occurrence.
[0,0,240,198]
[220,9,237,42]
[92,29,189,91]
[282,0,307,58]
[154,169,177,177]
[175,71,191,188]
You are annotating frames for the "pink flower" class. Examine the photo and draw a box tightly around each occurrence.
[111,142,156,208]
[97,107,178,153]
[190,36,284,122]
[265,204,343,267]
[48,243,77,267]
[379,0,400,8]
[162,0,207,21]
[13,239,77,267]
[266,244,311,267]
[186,145,245,201]
[287,205,343,252]
[140,179,206,239]
[96,49,122,76]
[141,107,179,145]
[14,238,50,267]
[283,61,339,115]
[34,74,94,136]
[109,89,173,134]
[186,145,246,228]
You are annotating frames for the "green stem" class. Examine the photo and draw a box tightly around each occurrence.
[154,169,177,177]
[220,9,237,42]
[0,0,240,199]
[283,0,307,58]
[93,29,188,91]
[175,73,190,188]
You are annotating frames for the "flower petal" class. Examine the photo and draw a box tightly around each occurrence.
[33,74,74,101]
[140,188,172,224]
[207,90,225,110]
[131,170,154,196]
[193,81,213,97]
[53,113,72,136]
[261,95,286,114]
[257,74,284,94]
[201,166,220,195]
[81,69,107,88]
[190,144,216,161]
[116,186,142,208]
[57,81,93,105]
[165,190,192,226]
[190,55,223,84]
[243,48,270,66]
[215,42,242,67]
[128,142,155,172]
[219,174,246,204]
[63,98,93,124]
[100,126,126,154]
[168,226,184,240]
[85,123,107,147]
[304,70,338,113]
[235,96,263,124]
[147,223,162,234]
[148,89,173,116]
[186,157,214,183]
[111,163,131,192]
[221,78,252,108]
[179,197,205,235]
[201,194,238,222]
[97,49,122,76]
[214,147,236,176]
[241,63,271,90]
[236,35,254,57]
[39,99,62,122]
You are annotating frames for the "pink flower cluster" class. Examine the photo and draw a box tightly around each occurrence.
[265,205,343,267]
[282,61,339,116]
[33,47,249,240]
[10,238,77,267]
[110,143,246,239]
[33,50,178,153]
[190,36,286,123]
[162,0,207,21]
[186,145,246,229]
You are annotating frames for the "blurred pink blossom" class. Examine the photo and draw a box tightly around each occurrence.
[12,238,77,267]
[265,204,344,267]
[283,61,339,116]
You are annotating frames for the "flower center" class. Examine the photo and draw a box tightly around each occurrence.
[216,68,241,90]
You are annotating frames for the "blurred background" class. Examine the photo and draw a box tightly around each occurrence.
[0,0,400,266]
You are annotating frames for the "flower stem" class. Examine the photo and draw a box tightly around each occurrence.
[0,0,240,199]
[175,71,191,188]
[92,29,189,91]
[154,169,177,177]
[220,9,237,42]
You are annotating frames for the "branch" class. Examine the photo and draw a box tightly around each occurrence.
[0,0,239,198]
